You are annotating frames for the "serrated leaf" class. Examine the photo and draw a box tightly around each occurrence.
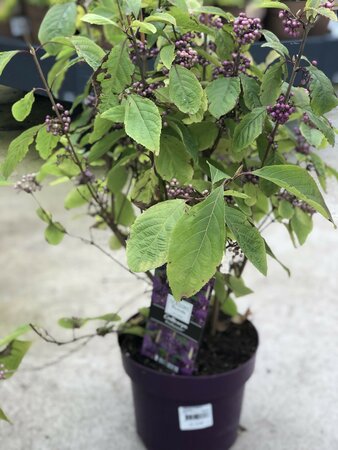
[224,206,267,275]
[69,36,105,70]
[167,186,225,299]
[307,66,338,115]
[260,60,284,106]
[38,2,77,55]
[240,74,261,109]
[89,117,112,144]
[155,134,193,183]
[35,127,59,159]
[261,29,289,57]
[233,107,267,152]
[303,109,335,146]
[169,65,203,115]
[291,207,313,245]
[253,165,332,221]
[207,162,230,184]
[206,77,240,119]
[0,408,10,422]
[160,44,175,69]
[127,199,186,272]
[1,125,40,178]
[102,43,134,94]
[64,185,91,209]
[101,105,125,123]
[145,12,176,25]
[214,30,235,60]
[12,90,35,122]
[125,94,162,153]
[0,51,19,76]
[45,222,65,245]
[81,13,119,27]
[187,121,219,152]
[299,122,324,147]
[0,340,31,380]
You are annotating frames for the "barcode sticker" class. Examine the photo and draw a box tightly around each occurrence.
[178,403,213,431]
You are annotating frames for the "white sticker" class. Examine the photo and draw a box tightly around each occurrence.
[165,294,193,324]
[178,404,214,431]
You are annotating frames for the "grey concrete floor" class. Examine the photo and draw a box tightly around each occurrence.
[0,104,338,450]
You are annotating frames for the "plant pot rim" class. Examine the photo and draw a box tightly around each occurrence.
[118,317,259,382]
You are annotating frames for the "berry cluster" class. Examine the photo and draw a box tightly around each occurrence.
[243,172,259,185]
[174,33,199,68]
[84,93,96,108]
[199,13,224,29]
[14,173,41,194]
[129,40,159,64]
[213,54,250,78]
[267,95,296,125]
[128,81,164,99]
[278,11,302,38]
[166,179,208,200]
[0,363,8,380]
[233,13,262,45]
[294,127,310,155]
[277,189,316,214]
[45,103,71,136]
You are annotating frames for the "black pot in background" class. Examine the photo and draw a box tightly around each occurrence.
[119,324,258,450]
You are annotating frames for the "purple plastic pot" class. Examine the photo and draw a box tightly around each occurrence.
[119,325,258,450]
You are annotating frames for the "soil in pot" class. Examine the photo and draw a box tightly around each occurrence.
[121,315,258,376]
[119,316,259,450]
[264,1,329,39]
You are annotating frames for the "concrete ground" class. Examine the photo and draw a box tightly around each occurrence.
[0,94,338,450]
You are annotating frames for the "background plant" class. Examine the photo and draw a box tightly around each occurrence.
[1,0,338,420]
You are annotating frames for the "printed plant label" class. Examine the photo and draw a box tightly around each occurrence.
[178,404,214,431]
[141,266,213,375]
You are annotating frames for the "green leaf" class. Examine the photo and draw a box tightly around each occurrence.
[35,127,59,160]
[260,60,284,106]
[124,0,142,17]
[38,2,77,54]
[58,317,87,329]
[145,12,176,25]
[307,66,338,115]
[224,190,249,199]
[253,165,332,221]
[265,240,290,276]
[36,207,52,223]
[169,65,203,115]
[87,130,125,162]
[114,193,135,226]
[240,74,261,110]
[127,199,186,272]
[0,340,31,379]
[253,1,290,10]
[1,125,40,178]
[224,206,267,275]
[160,44,175,69]
[261,29,289,57]
[167,186,225,299]
[81,13,119,27]
[206,77,240,119]
[0,325,31,348]
[278,199,294,219]
[221,297,238,317]
[187,121,219,152]
[214,30,235,60]
[155,134,193,183]
[45,222,65,245]
[89,117,112,144]
[107,166,127,194]
[233,107,267,152]
[313,6,338,21]
[303,109,335,146]
[11,90,35,122]
[131,20,157,34]
[101,105,125,123]
[291,207,313,245]
[69,36,105,70]
[207,162,230,184]
[0,51,19,76]
[131,168,158,205]
[125,94,162,153]
[64,185,91,209]
[0,408,10,422]
[299,122,324,147]
[310,152,326,191]
[228,275,253,297]
[102,43,134,94]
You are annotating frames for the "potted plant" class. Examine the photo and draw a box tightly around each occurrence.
[1,1,338,449]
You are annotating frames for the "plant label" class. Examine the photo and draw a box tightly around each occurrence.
[178,404,214,431]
